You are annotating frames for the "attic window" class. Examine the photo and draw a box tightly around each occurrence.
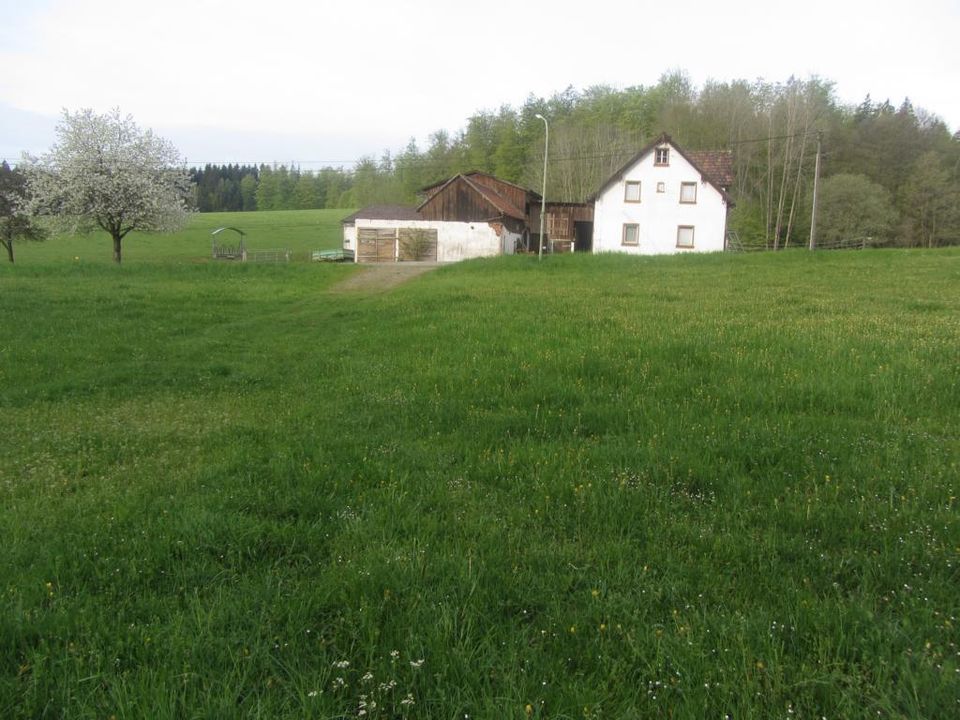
[680,182,697,204]
[655,147,670,166]
[624,181,641,203]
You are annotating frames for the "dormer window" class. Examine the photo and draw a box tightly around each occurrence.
[655,147,670,166]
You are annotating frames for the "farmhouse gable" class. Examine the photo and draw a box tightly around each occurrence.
[591,133,733,255]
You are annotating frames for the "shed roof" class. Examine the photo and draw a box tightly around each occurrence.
[592,133,735,205]
[341,204,421,225]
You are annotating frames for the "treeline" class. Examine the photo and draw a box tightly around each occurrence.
[191,71,960,247]
[189,164,353,212]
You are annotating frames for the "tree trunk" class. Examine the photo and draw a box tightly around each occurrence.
[112,233,122,264]
[3,240,12,263]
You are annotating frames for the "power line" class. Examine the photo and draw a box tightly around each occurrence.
[3,131,824,171]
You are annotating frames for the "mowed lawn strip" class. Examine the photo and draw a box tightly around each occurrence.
[1,248,958,718]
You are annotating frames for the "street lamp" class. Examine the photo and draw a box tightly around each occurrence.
[535,113,548,261]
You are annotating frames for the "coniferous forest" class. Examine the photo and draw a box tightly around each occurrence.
[189,72,960,248]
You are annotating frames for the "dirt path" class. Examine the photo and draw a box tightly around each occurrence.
[331,262,441,293]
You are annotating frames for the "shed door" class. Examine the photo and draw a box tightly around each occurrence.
[357,228,397,263]
[398,228,438,262]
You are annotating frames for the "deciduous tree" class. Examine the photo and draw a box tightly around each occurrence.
[816,173,898,247]
[0,161,46,262]
[23,109,192,263]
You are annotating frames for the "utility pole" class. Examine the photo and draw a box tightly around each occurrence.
[809,131,822,251]
[535,114,549,261]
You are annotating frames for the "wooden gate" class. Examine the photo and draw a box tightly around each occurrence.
[357,228,397,263]
[398,228,438,262]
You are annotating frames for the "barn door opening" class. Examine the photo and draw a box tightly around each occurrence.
[574,221,594,252]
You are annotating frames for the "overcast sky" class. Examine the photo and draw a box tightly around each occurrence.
[1,0,957,166]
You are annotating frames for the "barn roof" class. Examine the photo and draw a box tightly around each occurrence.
[341,204,421,225]
[416,174,528,221]
[591,133,735,205]
[420,171,540,200]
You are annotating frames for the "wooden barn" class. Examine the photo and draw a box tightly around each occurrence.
[341,171,597,262]
[417,172,538,234]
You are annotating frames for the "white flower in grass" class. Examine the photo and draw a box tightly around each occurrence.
[410,658,425,669]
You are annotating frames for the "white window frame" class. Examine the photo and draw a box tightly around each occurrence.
[622,223,639,246]
[624,181,641,203]
[655,147,670,166]
[680,182,698,204]
[676,225,695,249]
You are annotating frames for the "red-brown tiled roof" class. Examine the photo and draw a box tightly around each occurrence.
[688,151,734,189]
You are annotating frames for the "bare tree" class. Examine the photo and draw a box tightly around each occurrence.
[23,109,192,263]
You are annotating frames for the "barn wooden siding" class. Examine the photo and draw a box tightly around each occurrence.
[418,175,531,235]
[419,178,500,223]
[465,175,530,218]
[529,202,595,251]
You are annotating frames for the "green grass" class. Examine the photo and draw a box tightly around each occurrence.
[11,208,352,265]
[1,244,959,718]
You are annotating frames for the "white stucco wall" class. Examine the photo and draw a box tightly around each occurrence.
[592,144,728,255]
[342,224,356,250]
[353,219,506,262]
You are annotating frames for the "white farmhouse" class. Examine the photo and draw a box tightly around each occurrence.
[592,133,734,255]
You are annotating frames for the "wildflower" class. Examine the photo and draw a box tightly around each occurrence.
[333,660,350,669]
[410,658,425,669]
[525,703,534,716]
[591,589,600,598]
[401,693,415,706]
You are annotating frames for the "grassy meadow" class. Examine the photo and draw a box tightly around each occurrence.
[1,229,959,718]
[10,208,350,265]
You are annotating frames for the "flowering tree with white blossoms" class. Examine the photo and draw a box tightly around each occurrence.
[24,108,192,263]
